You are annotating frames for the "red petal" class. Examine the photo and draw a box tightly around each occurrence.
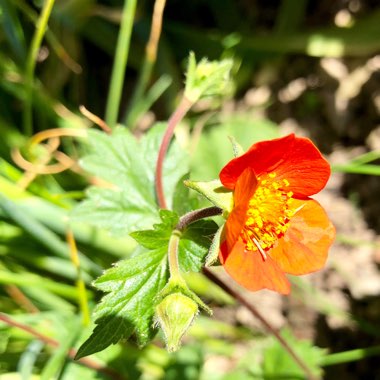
[269,199,335,275]
[224,168,257,251]
[219,240,291,294]
[219,134,330,197]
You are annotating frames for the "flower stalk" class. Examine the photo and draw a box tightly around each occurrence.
[167,230,182,282]
[155,53,233,209]
[155,207,223,352]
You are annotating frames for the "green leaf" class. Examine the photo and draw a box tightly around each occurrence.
[76,211,217,357]
[75,246,168,359]
[130,210,179,249]
[179,220,218,272]
[71,187,157,236]
[71,123,189,236]
[263,330,327,379]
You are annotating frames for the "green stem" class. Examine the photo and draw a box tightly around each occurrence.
[155,95,193,209]
[349,150,380,165]
[167,230,182,281]
[105,0,137,128]
[23,0,56,136]
[332,163,380,176]
[320,345,380,367]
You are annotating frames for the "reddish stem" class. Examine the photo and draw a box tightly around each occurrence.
[176,206,222,231]
[0,313,125,380]
[155,96,193,209]
[5,285,39,313]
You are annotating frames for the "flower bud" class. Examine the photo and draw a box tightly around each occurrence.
[184,52,233,103]
[155,292,198,352]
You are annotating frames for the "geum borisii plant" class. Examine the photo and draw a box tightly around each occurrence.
[72,53,335,358]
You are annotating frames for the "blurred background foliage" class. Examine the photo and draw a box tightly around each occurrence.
[1,0,380,379]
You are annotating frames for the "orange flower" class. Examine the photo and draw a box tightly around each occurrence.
[219,134,335,294]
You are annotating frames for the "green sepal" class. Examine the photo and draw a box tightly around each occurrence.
[184,179,233,213]
[228,135,244,157]
[205,223,225,266]
[157,277,212,316]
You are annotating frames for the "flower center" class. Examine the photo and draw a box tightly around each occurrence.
[240,172,294,259]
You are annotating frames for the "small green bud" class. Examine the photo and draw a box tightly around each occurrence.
[184,52,233,103]
[155,293,198,352]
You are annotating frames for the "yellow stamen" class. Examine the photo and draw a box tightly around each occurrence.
[241,172,294,255]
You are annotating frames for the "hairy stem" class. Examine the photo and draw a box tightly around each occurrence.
[176,206,222,231]
[203,268,320,380]
[0,313,124,380]
[155,96,193,209]
[167,231,181,280]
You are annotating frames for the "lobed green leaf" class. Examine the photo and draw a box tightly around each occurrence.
[76,211,217,357]
[75,247,168,359]
[71,123,189,236]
